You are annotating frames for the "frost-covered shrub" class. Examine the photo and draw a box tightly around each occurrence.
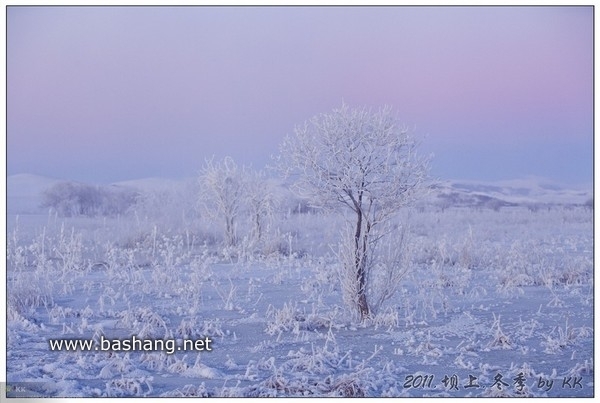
[104,376,152,397]
[6,305,40,333]
[497,237,592,293]
[8,271,54,314]
[211,278,238,311]
[566,360,593,378]
[415,234,473,294]
[174,317,225,339]
[244,339,373,397]
[265,302,339,337]
[281,343,342,374]
[99,354,134,379]
[42,181,137,217]
[487,314,512,350]
[117,307,169,339]
[541,317,591,354]
[265,301,304,336]
[52,224,86,274]
[300,257,337,304]
[129,181,200,232]
[7,230,59,314]
[369,307,399,330]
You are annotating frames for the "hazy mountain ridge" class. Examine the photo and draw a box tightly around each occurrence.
[7,173,593,215]
[431,177,592,210]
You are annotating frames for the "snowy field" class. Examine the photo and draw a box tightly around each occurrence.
[6,177,594,398]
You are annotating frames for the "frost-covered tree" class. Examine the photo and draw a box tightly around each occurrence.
[246,169,278,244]
[41,181,137,217]
[199,156,246,247]
[277,104,430,321]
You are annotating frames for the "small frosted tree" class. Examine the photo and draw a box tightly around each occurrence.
[199,156,246,248]
[246,169,278,244]
[277,103,430,321]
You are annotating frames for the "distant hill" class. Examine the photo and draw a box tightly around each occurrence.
[7,174,62,214]
[113,177,192,192]
[7,173,593,215]
[429,177,592,210]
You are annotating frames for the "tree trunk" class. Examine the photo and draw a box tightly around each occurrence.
[225,216,235,247]
[354,208,370,321]
[254,212,262,241]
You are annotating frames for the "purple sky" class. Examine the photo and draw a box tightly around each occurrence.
[7,6,593,184]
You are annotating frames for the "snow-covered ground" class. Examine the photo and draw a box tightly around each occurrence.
[6,174,594,397]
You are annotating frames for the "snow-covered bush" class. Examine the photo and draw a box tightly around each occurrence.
[42,181,137,217]
[117,307,169,339]
[265,302,340,337]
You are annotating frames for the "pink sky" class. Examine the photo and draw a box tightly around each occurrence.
[7,6,593,183]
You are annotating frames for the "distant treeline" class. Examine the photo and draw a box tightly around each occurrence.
[41,181,138,217]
